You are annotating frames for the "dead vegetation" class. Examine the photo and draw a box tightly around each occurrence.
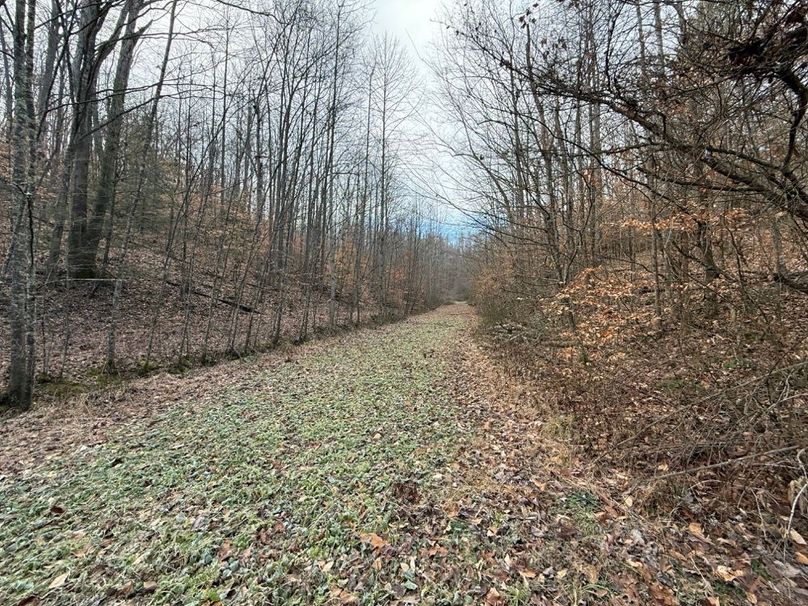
[5,304,802,606]
[474,264,808,601]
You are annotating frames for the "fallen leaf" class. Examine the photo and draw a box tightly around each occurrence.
[330,587,357,604]
[485,587,505,605]
[360,532,387,549]
[118,581,134,596]
[650,583,678,605]
[714,565,743,583]
[789,529,806,546]
[584,565,600,584]
[518,568,537,579]
[688,522,710,542]
[48,573,68,590]
[257,528,271,544]
[796,551,808,565]
[217,541,233,560]
[703,598,719,606]
[530,478,547,491]
[318,560,334,573]
[774,560,803,578]
[142,581,158,594]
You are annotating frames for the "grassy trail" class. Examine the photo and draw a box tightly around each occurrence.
[2,306,481,605]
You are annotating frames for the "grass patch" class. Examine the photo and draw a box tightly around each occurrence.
[1,313,469,605]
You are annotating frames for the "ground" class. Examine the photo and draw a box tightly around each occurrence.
[1,305,805,605]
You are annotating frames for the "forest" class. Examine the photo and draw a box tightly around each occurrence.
[1,0,468,401]
[1,1,807,605]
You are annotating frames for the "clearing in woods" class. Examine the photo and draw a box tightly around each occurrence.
[0,305,773,605]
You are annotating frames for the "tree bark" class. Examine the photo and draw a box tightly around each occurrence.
[4,0,37,409]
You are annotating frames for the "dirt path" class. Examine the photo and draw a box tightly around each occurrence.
[0,305,793,605]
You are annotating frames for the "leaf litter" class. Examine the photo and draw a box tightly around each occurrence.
[1,304,805,605]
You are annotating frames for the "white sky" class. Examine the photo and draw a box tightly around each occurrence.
[372,0,443,59]
[371,0,470,235]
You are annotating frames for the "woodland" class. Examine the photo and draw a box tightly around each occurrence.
[1,1,808,605]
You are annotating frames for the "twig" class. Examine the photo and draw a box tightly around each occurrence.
[786,448,807,555]
[595,361,808,465]
[642,446,801,484]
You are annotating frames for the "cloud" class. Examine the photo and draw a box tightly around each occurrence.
[373,0,441,54]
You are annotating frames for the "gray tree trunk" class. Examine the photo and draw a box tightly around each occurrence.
[81,0,146,278]
[4,0,37,410]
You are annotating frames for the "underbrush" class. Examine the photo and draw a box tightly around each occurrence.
[0,274,428,400]
[478,266,808,540]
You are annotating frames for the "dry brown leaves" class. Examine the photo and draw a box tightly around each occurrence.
[462,312,808,605]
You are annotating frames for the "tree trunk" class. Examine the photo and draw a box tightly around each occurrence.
[4,0,37,409]
[81,0,146,278]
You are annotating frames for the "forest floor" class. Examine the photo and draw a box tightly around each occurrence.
[1,304,804,605]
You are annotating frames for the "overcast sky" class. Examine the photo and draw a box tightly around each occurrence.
[372,0,443,60]
[370,0,471,236]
